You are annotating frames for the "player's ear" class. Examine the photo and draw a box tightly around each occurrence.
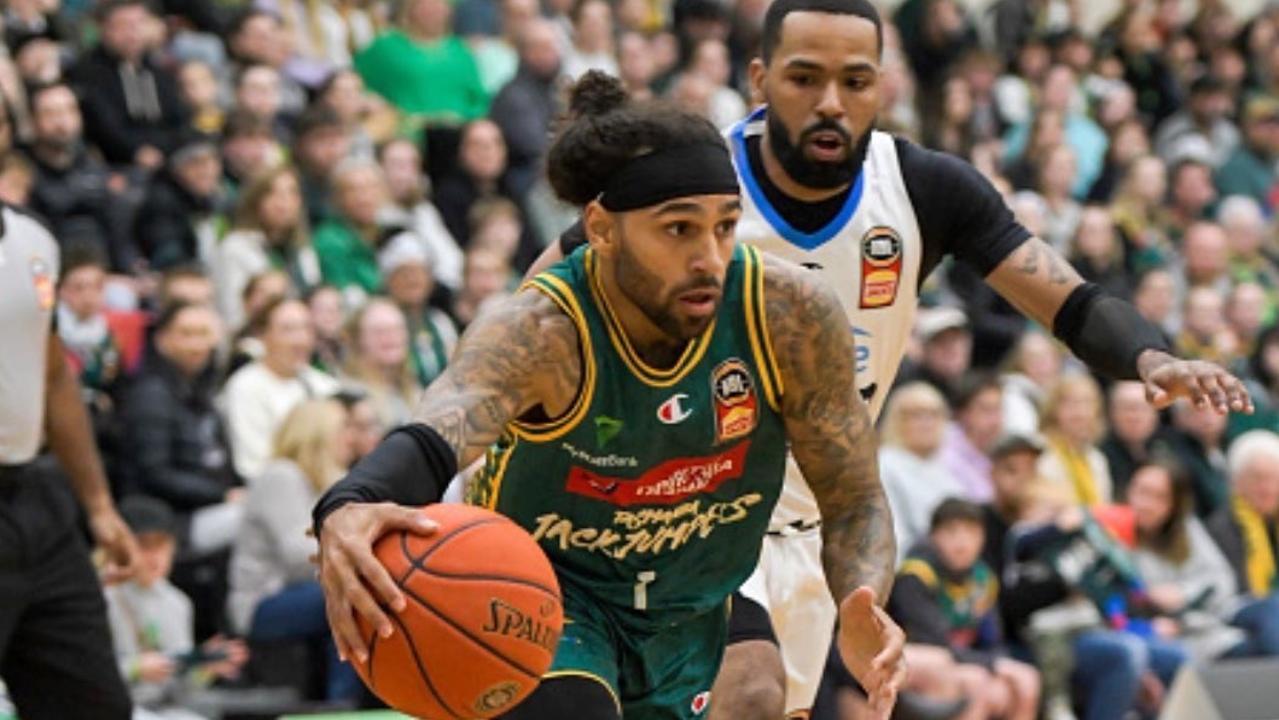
[748,58,767,107]
[583,201,616,255]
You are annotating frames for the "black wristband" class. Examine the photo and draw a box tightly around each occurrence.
[1052,282,1170,380]
[311,423,458,538]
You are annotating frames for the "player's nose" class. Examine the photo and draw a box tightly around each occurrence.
[815,80,844,118]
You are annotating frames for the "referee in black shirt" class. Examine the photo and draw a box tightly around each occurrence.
[0,204,136,719]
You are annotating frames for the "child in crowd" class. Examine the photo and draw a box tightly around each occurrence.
[105,497,247,720]
[889,498,1042,720]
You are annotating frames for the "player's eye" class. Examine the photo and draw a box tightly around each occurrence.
[715,220,737,237]
[665,221,691,237]
[789,74,816,87]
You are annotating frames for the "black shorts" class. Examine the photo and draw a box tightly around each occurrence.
[727,591,779,647]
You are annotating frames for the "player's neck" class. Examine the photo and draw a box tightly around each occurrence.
[758,125,851,203]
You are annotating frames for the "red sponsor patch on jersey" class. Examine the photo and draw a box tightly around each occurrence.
[712,359,757,443]
[691,691,711,715]
[565,441,750,506]
[859,226,903,309]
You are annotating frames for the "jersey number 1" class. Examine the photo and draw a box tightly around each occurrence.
[633,570,657,610]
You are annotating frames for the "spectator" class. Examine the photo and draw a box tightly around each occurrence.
[888,498,1041,720]
[1165,158,1218,239]
[157,265,216,310]
[1153,74,1240,168]
[11,31,65,88]
[224,270,293,377]
[993,37,1051,128]
[562,0,619,80]
[341,297,421,428]
[1038,373,1113,506]
[378,233,458,388]
[177,60,224,136]
[106,497,247,719]
[135,134,223,271]
[125,300,245,554]
[489,18,564,198]
[1215,95,1279,210]
[895,0,978,109]
[260,0,377,85]
[1128,460,1267,661]
[1099,380,1165,498]
[900,306,972,404]
[1178,220,1231,295]
[1037,144,1081,252]
[685,38,747,130]
[1005,108,1065,192]
[1207,432,1279,654]
[1176,286,1237,366]
[1227,282,1269,361]
[214,164,321,330]
[617,31,657,101]
[1109,154,1171,275]
[1113,6,1182,125]
[1131,267,1178,341]
[291,106,352,225]
[232,64,290,142]
[880,382,963,564]
[1163,400,1230,518]
[469,196,524,264]
[979,433,1044,574]
[1087,117,1150,203]
[923,75,978,158]
[451,246,512,328]
[940,373,1004,503]
[71,0,187,169]
[316,68,381,161]
[306,284,348,376]
[1219,195,1279,291]
[469,0,539,97]
[24,82,131,273]
[378,138,463,291]
[313,158,392,303]
[220,110,283,206]
[227,399,361,702]
[1001,331,1064,436]
[225,9,308,113]
[1069,205,1131,301]
[354,0,488,122]
[221,298,339,484]
[335,388,383,462]
[434,118,539,268]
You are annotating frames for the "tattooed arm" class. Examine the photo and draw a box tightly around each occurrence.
[763,256,905,712]
[983,236,1084,327]
[762,258,894,603]
[315,289,581,662]
[412,289,583,467]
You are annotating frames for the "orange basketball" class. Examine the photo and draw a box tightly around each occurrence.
[353,504,563,719]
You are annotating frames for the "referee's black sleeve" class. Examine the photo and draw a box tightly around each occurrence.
[896,139,1031,279]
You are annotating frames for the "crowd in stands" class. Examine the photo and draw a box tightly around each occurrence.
[0,0,1276,717]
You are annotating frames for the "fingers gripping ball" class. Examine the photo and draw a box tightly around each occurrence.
[354,504,564,719]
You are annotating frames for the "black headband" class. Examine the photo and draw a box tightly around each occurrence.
[599,142,739,212]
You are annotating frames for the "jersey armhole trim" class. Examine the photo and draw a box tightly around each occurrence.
[507,276,596,443]
[743,246,784,412]
[541,670,623,715]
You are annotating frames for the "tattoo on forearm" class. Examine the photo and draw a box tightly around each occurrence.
[1016,242,1040,275]
[413,291,581,467]
[763,260,896,603]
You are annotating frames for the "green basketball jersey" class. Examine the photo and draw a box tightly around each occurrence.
[467,244,787,628]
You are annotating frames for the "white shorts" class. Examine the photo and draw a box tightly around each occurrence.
[737,527,837,715]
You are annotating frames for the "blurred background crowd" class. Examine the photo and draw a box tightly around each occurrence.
[0,0,1276,717]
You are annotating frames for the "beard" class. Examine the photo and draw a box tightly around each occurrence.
[614,228,721,342]
[765,111,860,190]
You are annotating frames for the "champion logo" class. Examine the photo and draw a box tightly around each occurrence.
[657,393,693,424]
[691,690,711,715]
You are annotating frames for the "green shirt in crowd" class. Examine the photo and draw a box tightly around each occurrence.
[313,220,382,295]
[355,30,489,122]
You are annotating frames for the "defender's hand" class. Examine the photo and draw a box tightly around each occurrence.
[837,587,907,720]
[317,502,437,664]
[89,505,139,585]
[1138,350,1253,414]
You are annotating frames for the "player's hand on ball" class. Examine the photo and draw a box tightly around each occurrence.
[1138,350,1253,414]
[317,502,437,664]
[837,586,906,720]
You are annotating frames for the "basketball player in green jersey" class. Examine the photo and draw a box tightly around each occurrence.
[311,72,907,720]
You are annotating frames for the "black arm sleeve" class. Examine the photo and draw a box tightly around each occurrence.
[1052,282,1171,380]
[311,423,458,537]
[896,139,1031,282]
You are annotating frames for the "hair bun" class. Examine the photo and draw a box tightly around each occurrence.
[568,70,628,118]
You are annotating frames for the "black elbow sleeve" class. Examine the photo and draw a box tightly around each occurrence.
[1052,282,1170,381]
[311,423,458,537]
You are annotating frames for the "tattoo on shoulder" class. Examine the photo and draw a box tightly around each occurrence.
[761,257,896,602]
[413,290,582,465]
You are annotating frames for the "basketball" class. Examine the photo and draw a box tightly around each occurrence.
[353,504,564,719]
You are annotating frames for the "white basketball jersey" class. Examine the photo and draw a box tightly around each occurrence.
[727,108,922,528]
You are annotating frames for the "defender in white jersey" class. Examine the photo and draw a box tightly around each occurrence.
[539,1,1252,716]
